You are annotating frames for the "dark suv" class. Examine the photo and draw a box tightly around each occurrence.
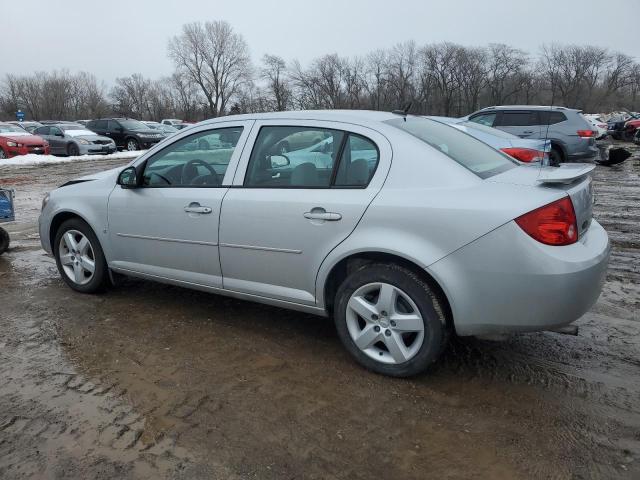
[86,118,164,151]
[467,106,598,165]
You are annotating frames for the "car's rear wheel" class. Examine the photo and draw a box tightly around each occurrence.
[54,218,109,293]
[334,263,447,377]
[0,148,6,159]
[67,143,79,156]
[126,138,139,151]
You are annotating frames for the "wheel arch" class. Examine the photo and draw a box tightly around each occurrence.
[49,210,96,252]
[321,250,453,331]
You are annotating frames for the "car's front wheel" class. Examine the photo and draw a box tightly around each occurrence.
[334,263,448,377]
[126,138,139,151]
[54,218,109,293]
[67,143,79,156]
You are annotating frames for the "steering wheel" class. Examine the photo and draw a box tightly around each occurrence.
[181,159,220,186]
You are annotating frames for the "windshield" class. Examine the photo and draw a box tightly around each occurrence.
[385,117,517,179]
[0,124,27,133]
[119,119,149,130]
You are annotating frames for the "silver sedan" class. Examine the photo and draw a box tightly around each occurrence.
[38,111,610,377]
[33,123,116,156]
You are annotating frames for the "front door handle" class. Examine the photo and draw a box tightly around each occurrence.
[303,208,342,221]
[184,202,212,214]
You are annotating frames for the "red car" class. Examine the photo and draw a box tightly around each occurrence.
[0,123,50,159]
[625,118,640,140]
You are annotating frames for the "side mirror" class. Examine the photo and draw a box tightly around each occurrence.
[270,155,290,168]
[117,166,139,188]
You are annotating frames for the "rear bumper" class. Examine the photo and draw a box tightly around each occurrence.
[428,219,610,336]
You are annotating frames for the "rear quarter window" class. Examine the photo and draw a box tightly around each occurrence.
[385,117,517,179]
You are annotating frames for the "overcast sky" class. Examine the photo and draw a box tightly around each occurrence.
[4,0,639,85]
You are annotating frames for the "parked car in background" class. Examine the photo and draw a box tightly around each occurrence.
[39,110,609,377]
[161,119,183,126]
[467,106,598,165]
[7,120,43,133]
[426,116,550,164]
[0,122,49,158]
[583,114,608,139]
[85,118,164,151]
[75,120,91,127]
[143,121,179,137]
[33,123,116,156]
[634,128,640,146]
[39,120,78,125]
[606,113,638,141]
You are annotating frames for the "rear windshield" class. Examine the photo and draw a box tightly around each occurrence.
[385,117,517,179]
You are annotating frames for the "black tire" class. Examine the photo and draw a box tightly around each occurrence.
[0,148,6,159]
[126,138,139,151]
[67,143,79,156]
[53,218,109,293]
[0,227,9,254]
[334,263,448,377]
[549,146,563,166]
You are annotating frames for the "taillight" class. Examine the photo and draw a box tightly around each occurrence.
[577,130,595,138]
[501,147,546,163]
[515,197,578,246]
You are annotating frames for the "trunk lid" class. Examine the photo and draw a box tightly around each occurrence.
[488,164,594,238]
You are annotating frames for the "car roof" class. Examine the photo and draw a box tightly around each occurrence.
[199,110,400,128]
[475,105,579,112]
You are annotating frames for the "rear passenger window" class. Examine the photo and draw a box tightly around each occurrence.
[538,112,567,125]
[244,126,380,188]
[497,111,538,126]
[334,135,379,187]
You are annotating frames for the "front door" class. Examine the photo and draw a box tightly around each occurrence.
[107,122,252,287]
[219,121,390,305]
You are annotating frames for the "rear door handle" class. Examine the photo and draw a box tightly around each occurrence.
[184,202,212,214]
[304,208,342,221]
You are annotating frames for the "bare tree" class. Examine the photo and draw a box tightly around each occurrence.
[261,54,291,111]
[168,20,252,117]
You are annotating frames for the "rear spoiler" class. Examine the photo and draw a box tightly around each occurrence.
[536,164,595,184]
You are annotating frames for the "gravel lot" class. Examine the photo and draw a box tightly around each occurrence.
[0,149,639,479]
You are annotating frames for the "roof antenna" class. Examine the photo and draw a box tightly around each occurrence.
[392,102,413,121]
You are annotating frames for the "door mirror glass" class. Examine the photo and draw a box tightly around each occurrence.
[117,167,138,188]
[270,155,289,168]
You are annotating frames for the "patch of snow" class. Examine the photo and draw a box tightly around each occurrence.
[0,150,142,167]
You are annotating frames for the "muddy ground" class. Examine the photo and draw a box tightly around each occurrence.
[0,150,639,480]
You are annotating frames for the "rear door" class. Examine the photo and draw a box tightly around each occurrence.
[494,110,541,139]
[218,120,391,305]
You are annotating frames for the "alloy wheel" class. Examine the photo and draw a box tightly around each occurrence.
[58,230,96,285]
[345,282,425,364]
[0,149,6,159]
[127,140,138,151]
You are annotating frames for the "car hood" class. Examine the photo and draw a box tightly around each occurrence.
[75,166,124,182]
[0,132,46,145]
[133,129,163,136]
[75,134,113,142]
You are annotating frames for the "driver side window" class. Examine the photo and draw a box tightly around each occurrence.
[142,127,244,187]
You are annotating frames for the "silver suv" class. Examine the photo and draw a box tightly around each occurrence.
[38,111,609,377]
[468,106,598,165]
